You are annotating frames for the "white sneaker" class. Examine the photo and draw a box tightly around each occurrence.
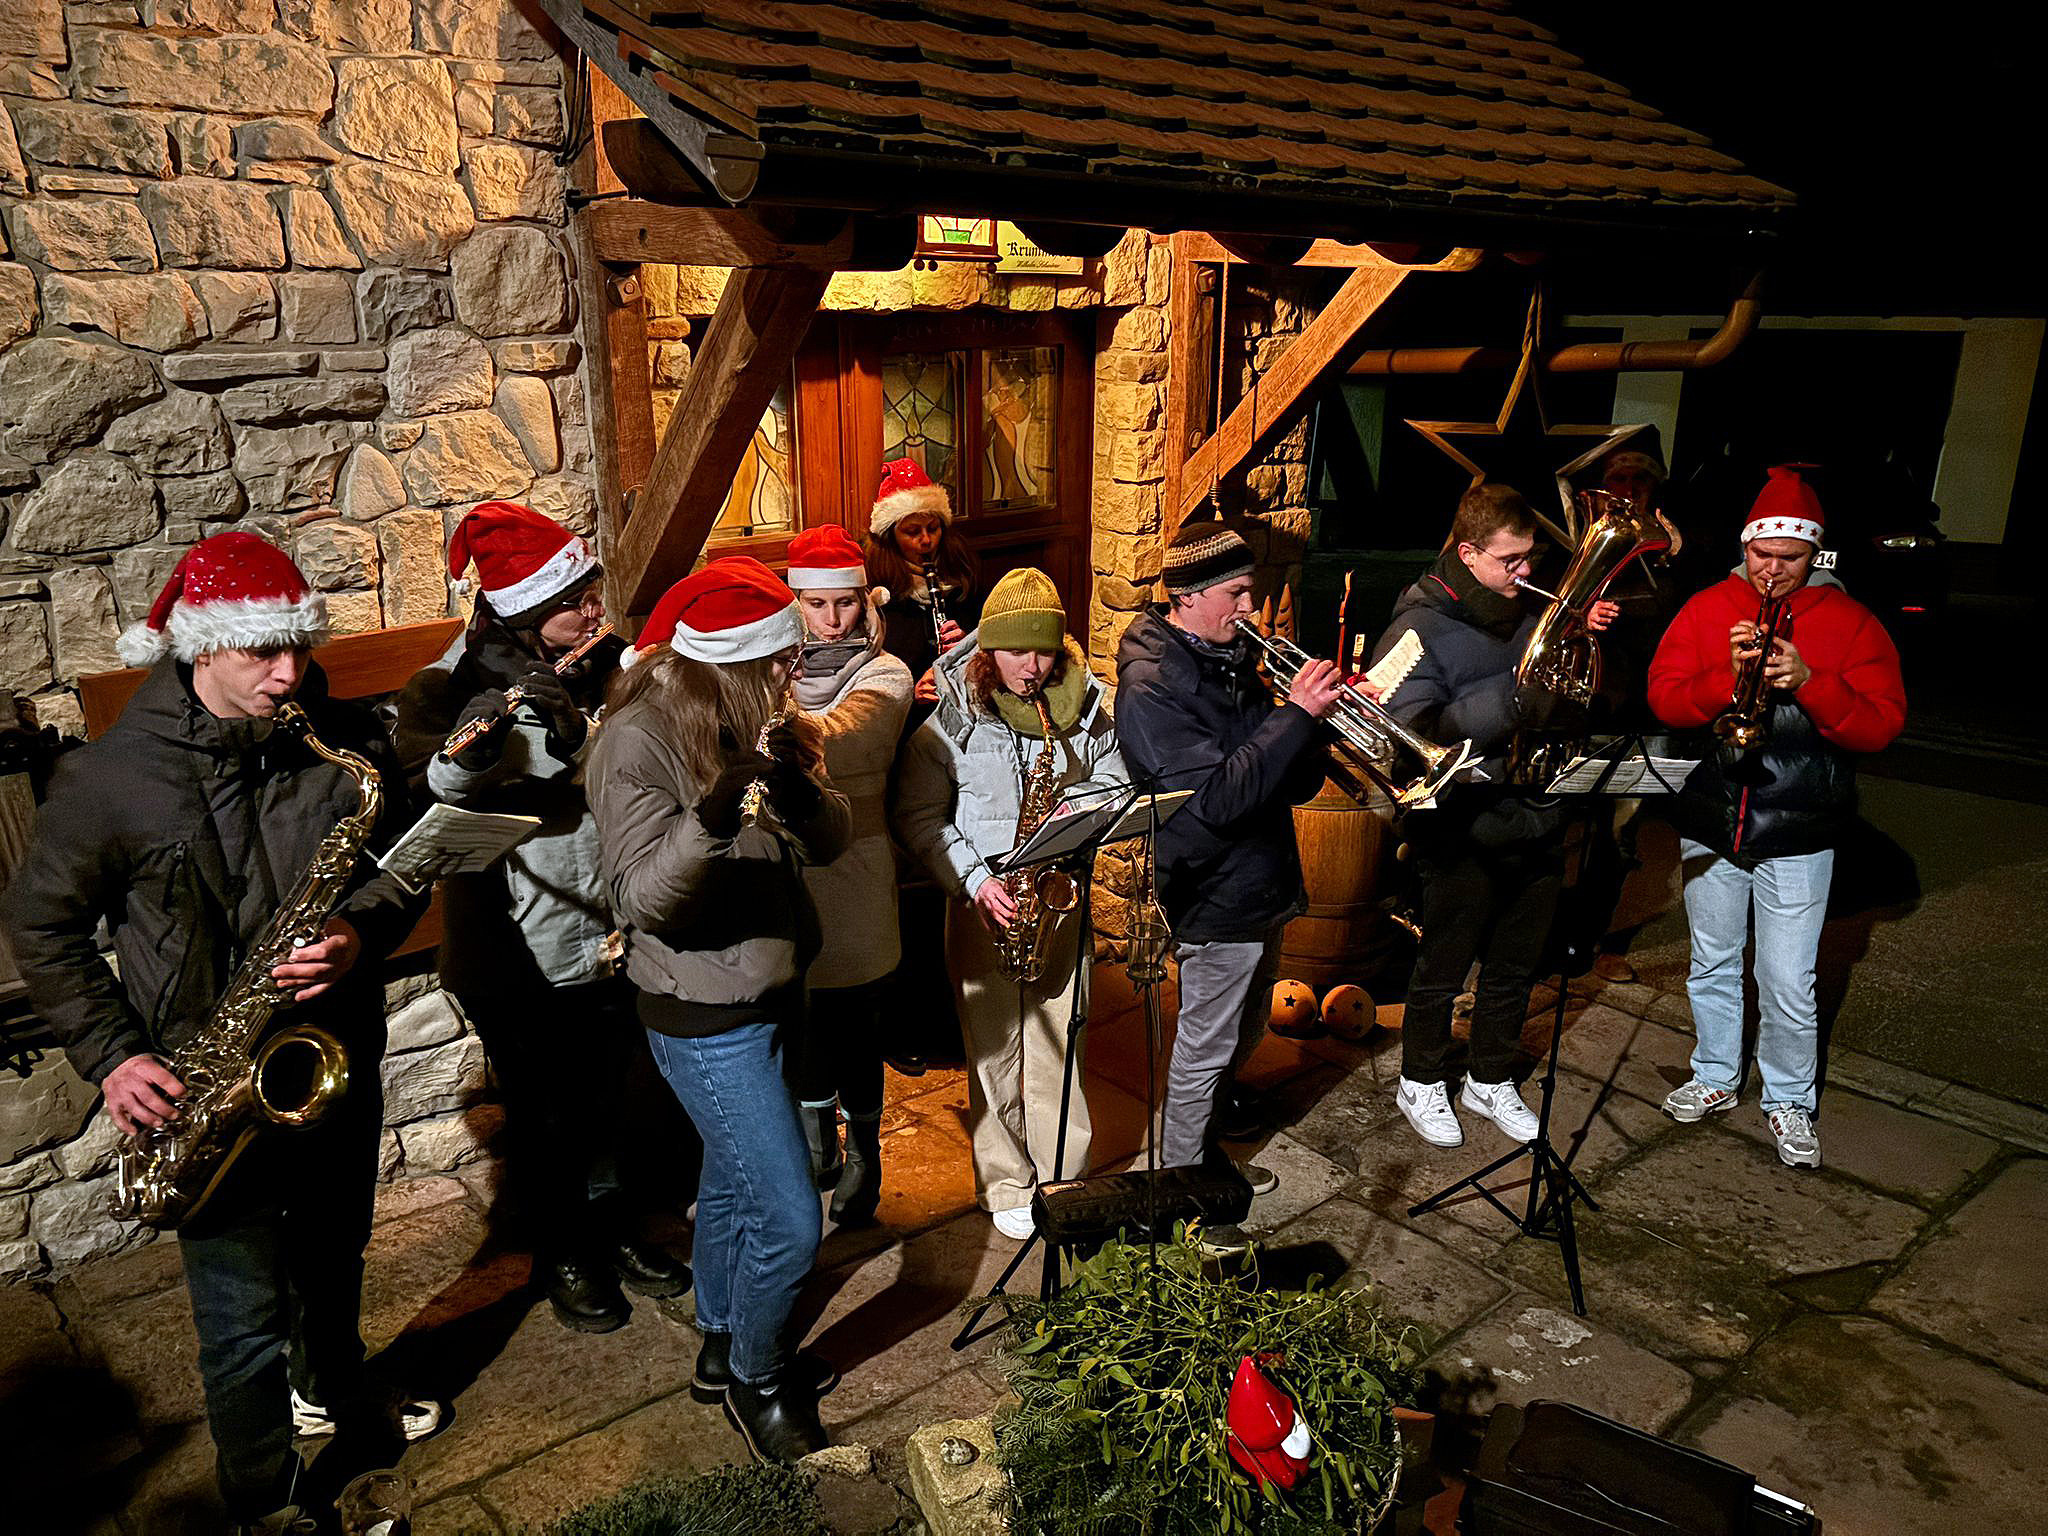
[1396,1077,1464,1148]
[1237,1162,1279,1196]
[291,1386,446,1442]
[1461,1079,1541,1143]
[991,1204,1035,1240]
[1767,1107,1822,1168]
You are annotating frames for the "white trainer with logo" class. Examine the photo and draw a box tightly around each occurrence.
[1767,1107,1822,1168]
[1396,1077,1464,1148]
[1460,1079,1541,1143]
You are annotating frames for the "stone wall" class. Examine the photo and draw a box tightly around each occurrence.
[0,0,592,1276]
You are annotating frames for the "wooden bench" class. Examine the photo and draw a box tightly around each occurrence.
[77,619,465,960]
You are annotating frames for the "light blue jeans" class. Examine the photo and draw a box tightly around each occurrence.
[1679,838,1835,1114]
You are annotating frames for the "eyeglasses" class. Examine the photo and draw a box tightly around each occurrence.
[545,587,606,618]
[1469,542,1540,575]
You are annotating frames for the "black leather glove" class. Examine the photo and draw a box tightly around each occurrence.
[697,752,775,839]
[448,688,511,768]
[762,719,821,821]
[517,670,588,759]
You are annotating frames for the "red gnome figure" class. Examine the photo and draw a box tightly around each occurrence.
[1225,1354,1312,1491]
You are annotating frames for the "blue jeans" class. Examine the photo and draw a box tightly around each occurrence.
[644,1017,819,1384]
[1679,839,1835,1114]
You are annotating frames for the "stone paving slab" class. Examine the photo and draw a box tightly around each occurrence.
[1869,1155,2048,1387]
[108,1420,227,1536]
[832,1358,1003,1454]
[1683,1314,2048,1535]
[412,1493,498,1535]
[1552,1001,1700,1108]
[70,1278,207,1430]
[1593,1123,1928,1276]
[467,1386,741,1530]
[1261,1195,1506,1343]
[796,1212,1014,1428]
[52,1233,184,1309]
[359,1198,502,1354]
[399,1288,703,1496]
[1487,1214,1794,1365]
[1427,1293,1696,1436]
[1239,1130,1354,1235]
[1922,1081,2048,1154]
[1718,1086,2001,1205]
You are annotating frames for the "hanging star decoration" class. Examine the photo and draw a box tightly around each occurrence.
[1405,288,1651,547]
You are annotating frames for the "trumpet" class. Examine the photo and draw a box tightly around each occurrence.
[1713,576,1785,750]
[1235,621,1475,808]
[440,622,615,761]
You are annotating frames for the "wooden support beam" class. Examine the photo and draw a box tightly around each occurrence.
[587,197,917,272]
[1162,233,1218,535]
[613,267,830,613]
[1172,264,1408,530]
[1180,233,1486,271]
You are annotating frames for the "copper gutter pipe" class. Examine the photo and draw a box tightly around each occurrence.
[1347,273,1765,376]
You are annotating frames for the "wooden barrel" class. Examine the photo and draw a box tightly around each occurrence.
[1279,776,1398,994]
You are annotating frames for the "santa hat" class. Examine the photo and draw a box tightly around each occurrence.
[622,556,803,669]
[1225,1355,1312,1493]
[868,457,952,540]
[118,531,327,667]
[784,525,869,590]
[1741,466,1826,547]
[448,500,598,619]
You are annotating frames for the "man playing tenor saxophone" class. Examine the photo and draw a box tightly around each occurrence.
[1,534,441,1532]
[894,568,1126,1241]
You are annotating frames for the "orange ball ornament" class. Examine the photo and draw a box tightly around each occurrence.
[1268,979,1321,1038]
[1320,983,1375,1041]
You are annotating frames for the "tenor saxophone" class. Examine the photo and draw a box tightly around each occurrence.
[109,703,383,1230]
[992,692,1080,985]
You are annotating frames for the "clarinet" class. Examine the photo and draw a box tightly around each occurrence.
[921,557,950,655]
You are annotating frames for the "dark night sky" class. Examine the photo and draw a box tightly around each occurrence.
[1527,3,2046,316]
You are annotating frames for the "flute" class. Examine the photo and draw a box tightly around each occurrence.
[439,622,614,761]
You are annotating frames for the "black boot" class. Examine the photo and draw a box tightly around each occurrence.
[541,1254,630,1333]
[725,1370,829,1462]
[692,1330,842,1404]
[829,1113,883,1227]
[608,1236,692,1299]
[801,1104,844,1190]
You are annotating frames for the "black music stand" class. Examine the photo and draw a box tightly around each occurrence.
[1405,734,1688,1316]
[950,783,1186,1350]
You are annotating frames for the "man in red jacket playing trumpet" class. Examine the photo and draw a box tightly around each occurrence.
[1648,467,1906,1169]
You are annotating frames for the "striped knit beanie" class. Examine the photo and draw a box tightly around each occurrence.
[1162,523,1255,597]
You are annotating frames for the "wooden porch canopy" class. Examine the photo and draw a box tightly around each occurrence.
[536,0,1792,610]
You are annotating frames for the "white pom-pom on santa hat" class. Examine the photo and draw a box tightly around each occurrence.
[118,531,328,668]
[868,457,951,540]
[448,499,597,618]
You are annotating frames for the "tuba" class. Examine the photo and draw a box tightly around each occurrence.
[992,692,1080,985]
[1509,488,1672,784]
[110,703,382,1229]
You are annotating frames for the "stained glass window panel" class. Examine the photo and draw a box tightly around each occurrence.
[712,380,797,541]
[881,350,961,511]
[982,348,1057,512]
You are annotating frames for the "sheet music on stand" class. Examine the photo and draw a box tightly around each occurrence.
[377,802,541,892]
[990,785,1191,874]
[1543,735,1698,796]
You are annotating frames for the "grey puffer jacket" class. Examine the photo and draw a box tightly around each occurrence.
[587,696,851,1012]
[801,647,914,989]
[394,623,612,992]
[893,633,1128,900]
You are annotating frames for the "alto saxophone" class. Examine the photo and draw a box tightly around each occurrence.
[109,703,383,1230]
[993,692,1080,985]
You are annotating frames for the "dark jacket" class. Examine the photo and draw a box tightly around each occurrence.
[1112,608,1324,943]
[392,612,615,994]
[882,583,984,737]
[0,660,424,1085]
[1648,571,1906,863]
[1371,566,1562,849]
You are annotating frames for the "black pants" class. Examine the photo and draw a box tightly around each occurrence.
[177,1072,381,1518]
[457,976,692,1255]
[788,979,886,1118]
[1402,840,1565,1085]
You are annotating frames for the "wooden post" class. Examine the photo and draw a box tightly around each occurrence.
[1163,233,1219,540]
[612,267,830,613]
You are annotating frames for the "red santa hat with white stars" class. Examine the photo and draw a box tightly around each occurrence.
[117,531,328,667]
[448,500,598,620]
[1741,466,1826,548]
[868,457,952,540]
[621,556,803,669]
